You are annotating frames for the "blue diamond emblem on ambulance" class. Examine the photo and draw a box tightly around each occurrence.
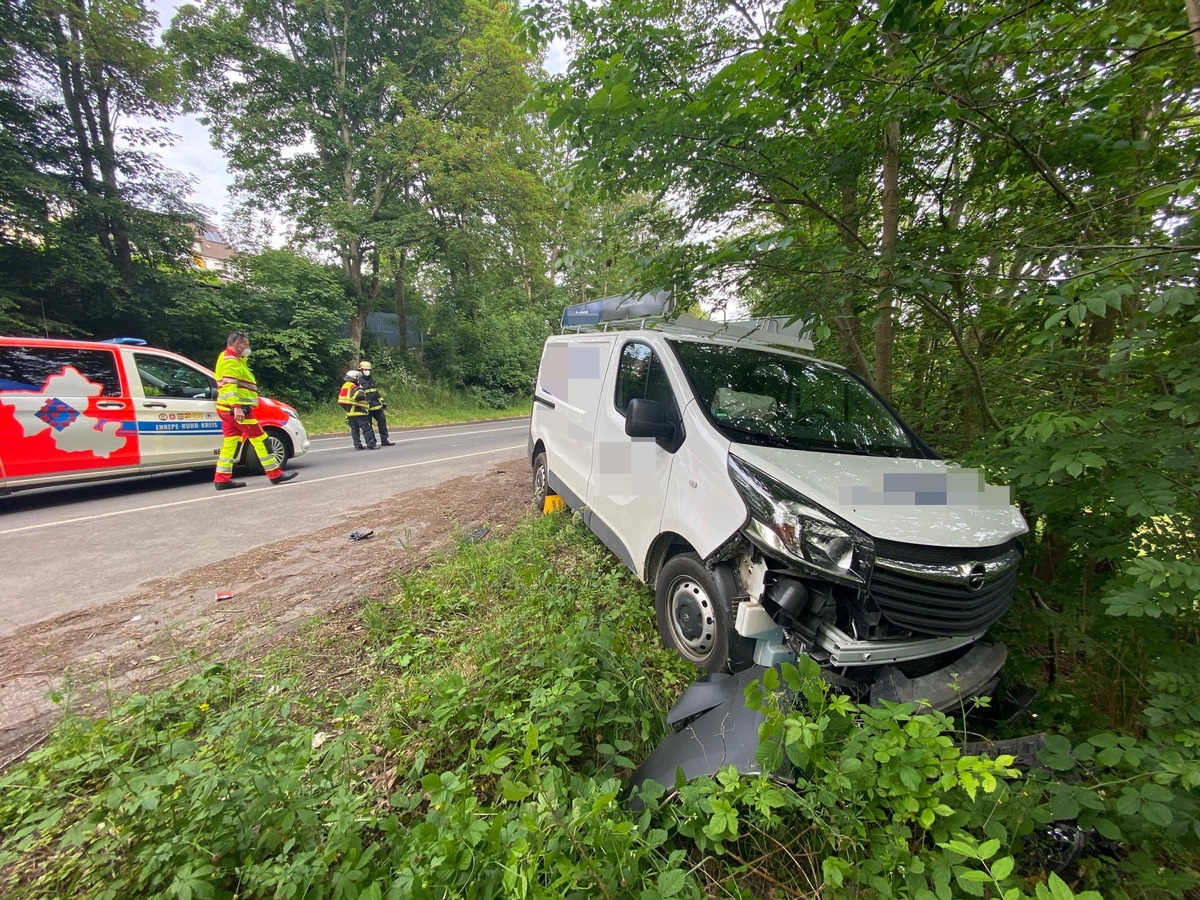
[36,397,80,432]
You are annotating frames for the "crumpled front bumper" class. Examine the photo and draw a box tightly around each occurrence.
[629,643,1009,799]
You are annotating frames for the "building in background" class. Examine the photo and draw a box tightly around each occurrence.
[342,312,425,349]
[191,224,236,274]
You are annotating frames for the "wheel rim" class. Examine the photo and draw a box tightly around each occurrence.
[266,435,286,467]
[665,576,715,661]
[533,458,548,502]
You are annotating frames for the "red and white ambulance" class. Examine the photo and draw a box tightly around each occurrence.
[0,336,311,495]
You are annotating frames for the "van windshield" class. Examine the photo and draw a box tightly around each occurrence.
[668,339,923,457]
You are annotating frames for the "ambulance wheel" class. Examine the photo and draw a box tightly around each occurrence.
[655,553,754,674]
[532,450,549,510]
[246,428,291,474]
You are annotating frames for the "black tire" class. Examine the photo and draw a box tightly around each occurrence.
[655,553,755,674]
[243,428,291,474]
[532,450,549,510]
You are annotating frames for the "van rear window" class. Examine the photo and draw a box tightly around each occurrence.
[0,346,122,396]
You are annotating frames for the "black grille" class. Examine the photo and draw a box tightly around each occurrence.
[869,559,1019,637]
[873,537,1019,565]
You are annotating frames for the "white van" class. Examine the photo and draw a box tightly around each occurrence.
[529,315,1028,710]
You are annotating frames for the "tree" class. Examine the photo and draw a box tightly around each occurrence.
[8,0,187,271]
[551,191,689,307]
[168,0,545,362]
[535,0,1200,885]
[0,0,198,337]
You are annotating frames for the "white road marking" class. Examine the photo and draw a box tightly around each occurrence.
[305,423,528,453]
[0,444,526,536]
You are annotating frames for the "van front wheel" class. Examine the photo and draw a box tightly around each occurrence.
[532,450,549,510]
[655,553,753,674]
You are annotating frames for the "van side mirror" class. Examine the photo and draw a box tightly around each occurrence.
[625,397,675,440]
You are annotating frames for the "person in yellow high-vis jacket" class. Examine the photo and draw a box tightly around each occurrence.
[212,331,299,491]
[338,369,377,450]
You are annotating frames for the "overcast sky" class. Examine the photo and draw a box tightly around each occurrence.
[145,0,568,232]
[146,0,229,225]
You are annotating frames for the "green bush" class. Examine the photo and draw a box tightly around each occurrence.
[1,516,1195,898]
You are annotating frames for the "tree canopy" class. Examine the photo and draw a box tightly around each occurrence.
[531,0,1200,888]
[0,0,198,337]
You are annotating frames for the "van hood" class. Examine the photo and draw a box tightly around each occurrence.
[730,445,1028,548]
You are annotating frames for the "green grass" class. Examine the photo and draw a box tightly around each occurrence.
[0,516,696,899]
[0,515,1192,898]
[299,374,531,436]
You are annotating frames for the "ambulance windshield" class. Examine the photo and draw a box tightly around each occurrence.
[668,339,925,458]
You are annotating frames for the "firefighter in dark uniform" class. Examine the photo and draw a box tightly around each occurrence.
[357,361,395,446]
[338,369,377,450]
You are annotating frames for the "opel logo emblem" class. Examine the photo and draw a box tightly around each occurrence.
[965,563,987,592]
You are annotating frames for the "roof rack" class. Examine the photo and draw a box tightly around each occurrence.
[659,314,814,351]
[563,313,814,351]
[561,313,671,334]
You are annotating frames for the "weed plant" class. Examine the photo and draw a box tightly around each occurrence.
[0,515,1193,898]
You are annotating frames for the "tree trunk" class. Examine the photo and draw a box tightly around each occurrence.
[910,331,932,415]
[960,381,974,445]
[50,15,95,190]
[347,306,367,348]
[393,248,409,354]
[91,78,134,280]
[343,237,366,350]
[50,4,122,264]
[1187,0,1200,65]
[876,114,900,400]
[835,174,874,385]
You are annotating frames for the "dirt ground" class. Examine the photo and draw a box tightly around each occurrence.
[0,457,533,770]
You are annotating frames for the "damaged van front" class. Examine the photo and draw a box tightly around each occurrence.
[530,315,1028,715]
[663,336,1027,711]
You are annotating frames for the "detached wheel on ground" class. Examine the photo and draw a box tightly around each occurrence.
[655,552,755,674]
[242,428,291,474]
[532,450,550,510]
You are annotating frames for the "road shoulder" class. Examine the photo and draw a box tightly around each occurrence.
[0,458,531,769]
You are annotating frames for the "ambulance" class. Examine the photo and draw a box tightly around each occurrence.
[0,336,310,495]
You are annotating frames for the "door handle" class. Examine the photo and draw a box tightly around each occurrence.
[96,401,126,409]
[142,401,168,409]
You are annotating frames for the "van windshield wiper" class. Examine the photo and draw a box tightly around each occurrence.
[719,424,875,456]
[717,424,791,448]
[718,424,861,455]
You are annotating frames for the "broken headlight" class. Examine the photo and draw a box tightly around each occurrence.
[729,455,874,585]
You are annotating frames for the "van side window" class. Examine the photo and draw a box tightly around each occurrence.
[133,353,216,399]
[615,342,673,415]
[0,346,121,396]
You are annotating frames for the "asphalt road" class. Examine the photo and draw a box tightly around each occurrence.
[0,417,530,637]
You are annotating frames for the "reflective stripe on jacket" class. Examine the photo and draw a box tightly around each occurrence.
[338,380,369,415]
[358,376,384,410]
[214,349,259,411]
